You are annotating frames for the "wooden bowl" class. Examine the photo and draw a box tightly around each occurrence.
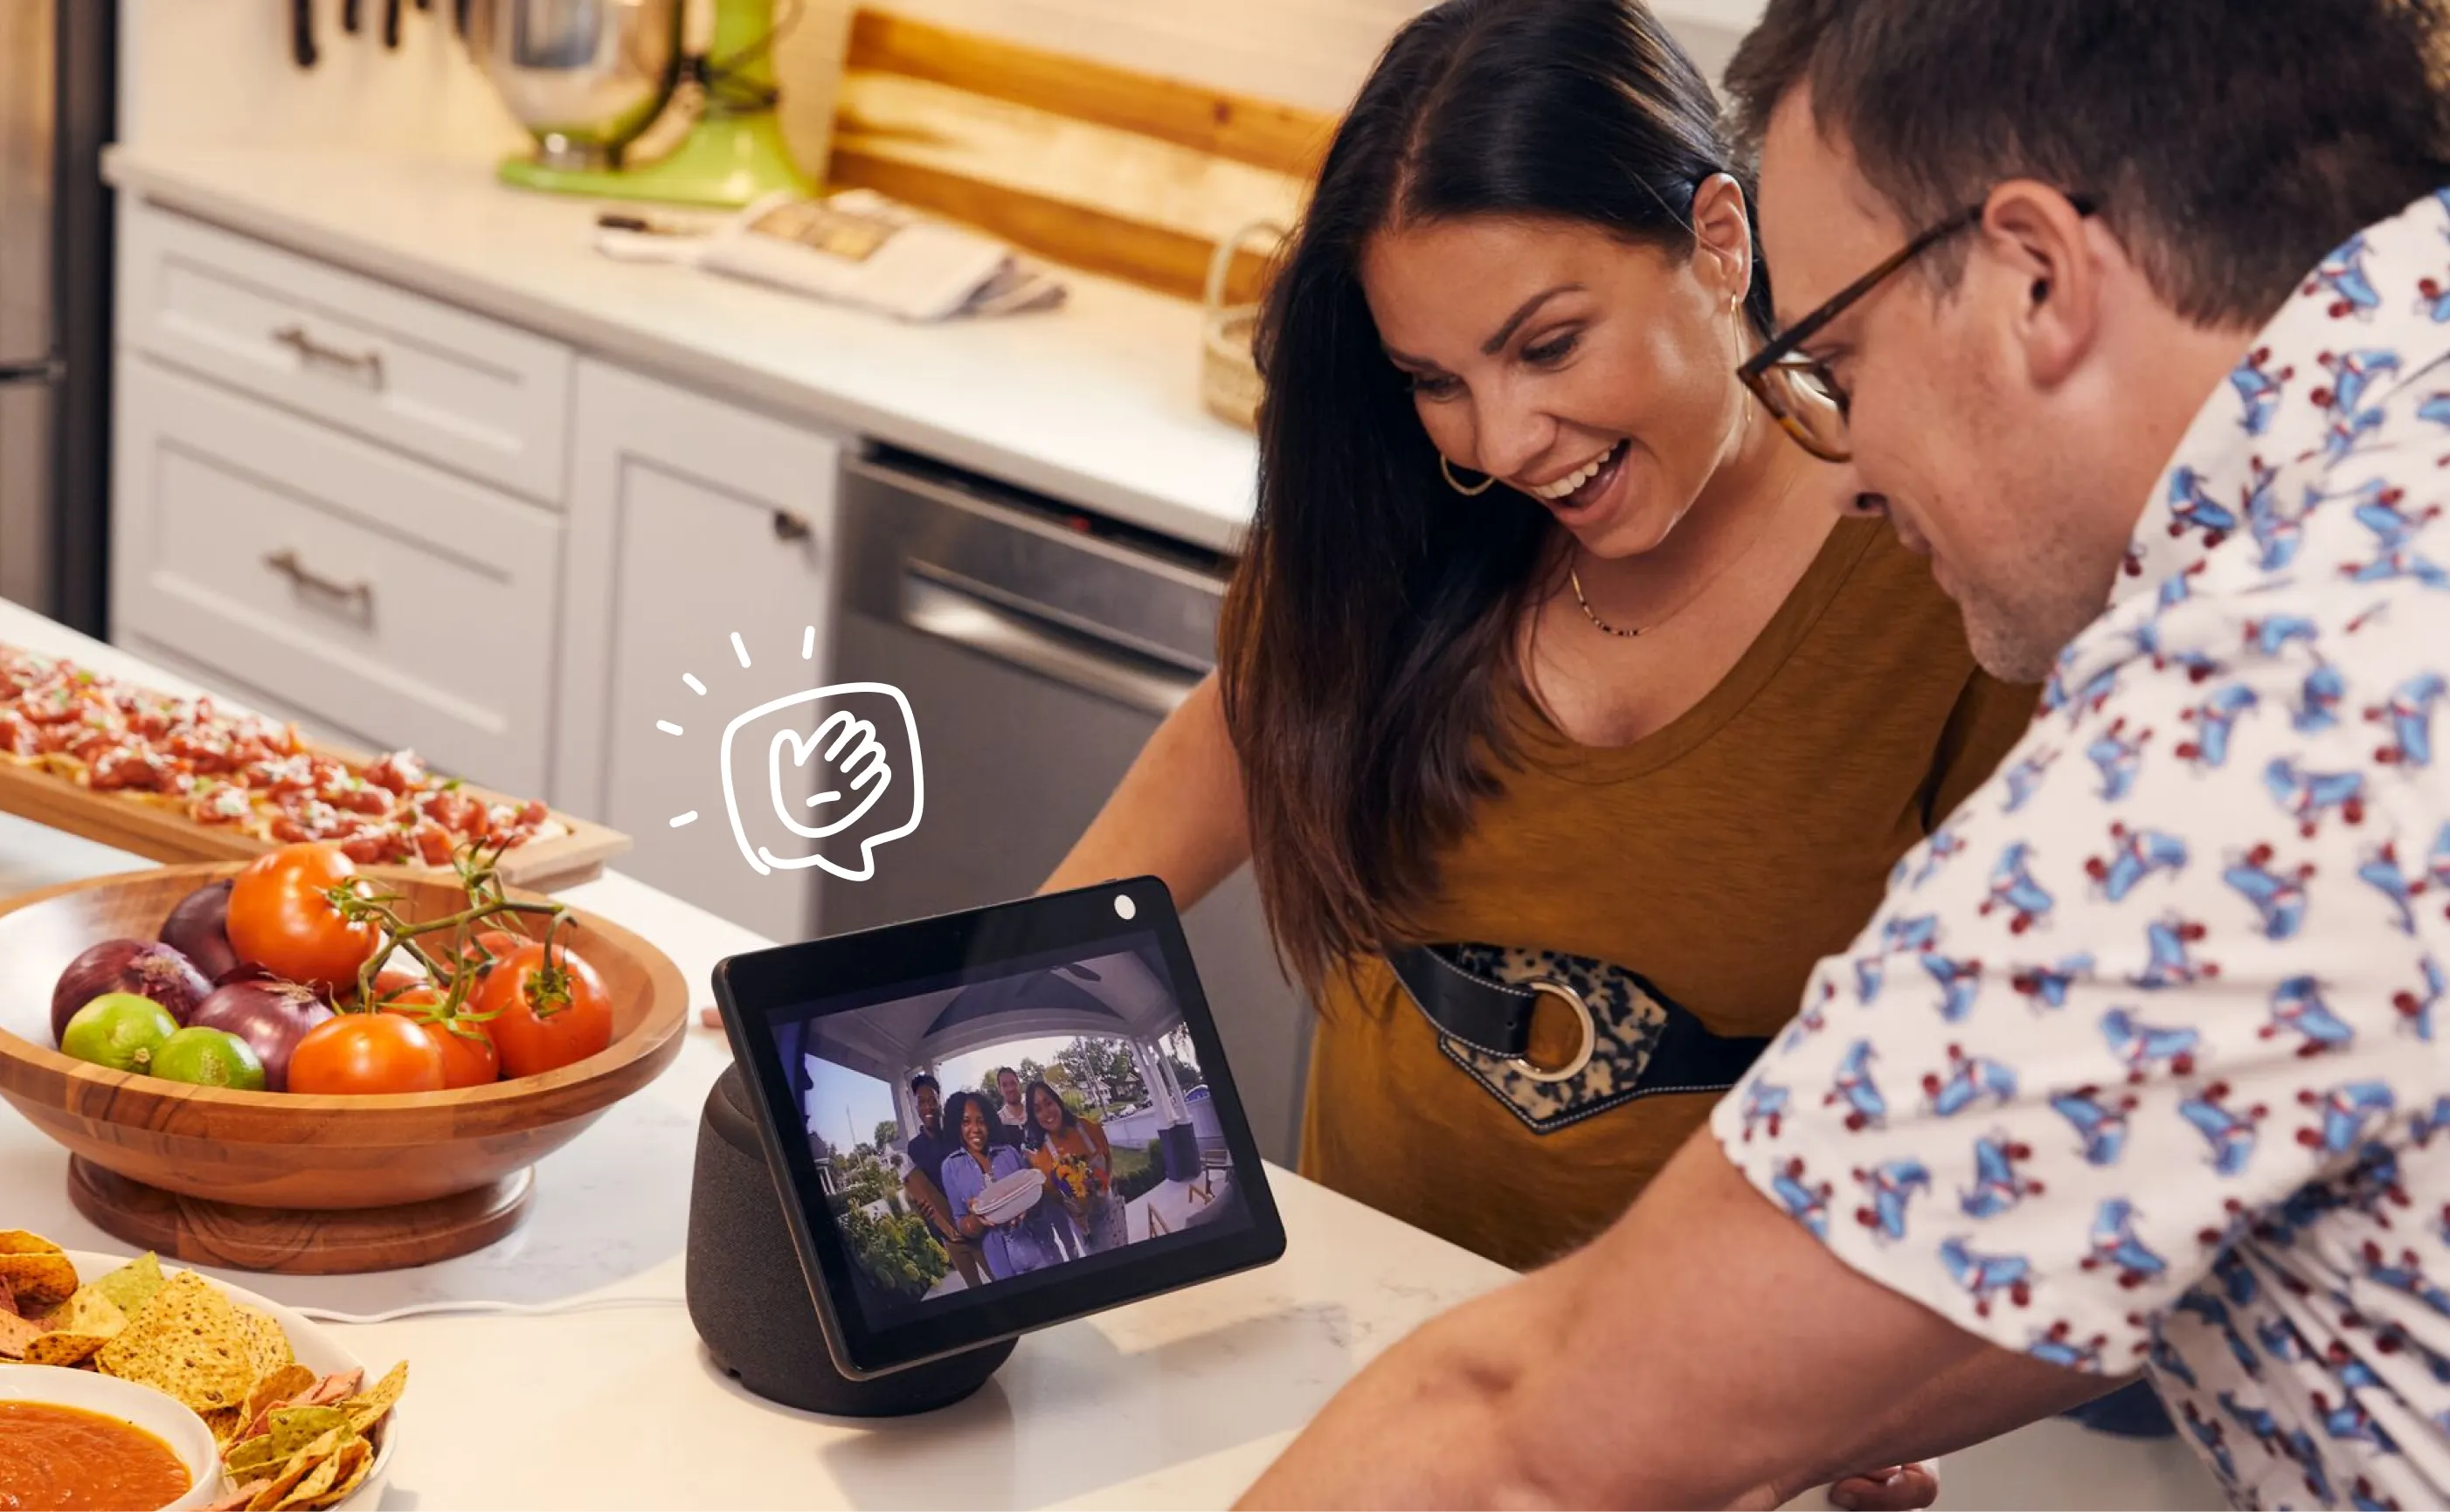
[0,864,689,1272]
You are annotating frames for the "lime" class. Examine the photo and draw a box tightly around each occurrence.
[59,993,178,1074]
[151,1026,267,1092]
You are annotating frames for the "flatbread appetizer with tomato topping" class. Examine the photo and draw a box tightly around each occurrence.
[0,646,566,866]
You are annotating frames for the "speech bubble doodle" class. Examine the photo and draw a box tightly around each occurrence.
[717,682,924,882]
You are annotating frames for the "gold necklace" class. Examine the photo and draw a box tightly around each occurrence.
[1568,562,1654,638]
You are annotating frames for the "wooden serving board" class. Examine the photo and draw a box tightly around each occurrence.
[827,10,1338,304]
[0,752,630,893]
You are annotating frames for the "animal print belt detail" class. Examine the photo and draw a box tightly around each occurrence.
[1386,943,1771,1135]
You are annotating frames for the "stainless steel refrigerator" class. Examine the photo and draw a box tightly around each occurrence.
[0,0,115,636]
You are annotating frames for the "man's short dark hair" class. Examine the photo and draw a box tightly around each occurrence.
[1726,0,2450,326]
[909,1073,939,1096]
[996,1067,1018,1082]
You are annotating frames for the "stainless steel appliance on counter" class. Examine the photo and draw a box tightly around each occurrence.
[0,0,113,634]
[829,448,1312,1164]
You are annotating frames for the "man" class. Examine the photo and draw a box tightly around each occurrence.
[993,1067,1031,1143]
[898,1074,990,1293]
[1239,1,2450,1507]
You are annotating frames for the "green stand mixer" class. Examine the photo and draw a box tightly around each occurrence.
[467,0,813,207]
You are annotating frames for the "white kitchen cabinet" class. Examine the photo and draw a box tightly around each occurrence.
[111,352,563,796]
[118,199,574,503]
[555,359,848,945]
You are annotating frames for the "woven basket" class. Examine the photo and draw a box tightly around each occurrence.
[1200,219,1287,432]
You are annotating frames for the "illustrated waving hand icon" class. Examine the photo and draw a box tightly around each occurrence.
[719,684,924,882]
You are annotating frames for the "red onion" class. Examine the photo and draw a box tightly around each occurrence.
[187,981,334,1094]
[51,939,213,1043]
[158,879,256,986]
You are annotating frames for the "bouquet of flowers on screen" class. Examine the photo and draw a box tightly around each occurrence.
[785,941,1246,1323]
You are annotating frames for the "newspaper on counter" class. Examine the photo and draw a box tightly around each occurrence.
[592,190,1068,322]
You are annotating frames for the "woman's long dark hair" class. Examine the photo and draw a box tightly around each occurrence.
[1022,1079,1077,1150]
[1223,0,1771,995]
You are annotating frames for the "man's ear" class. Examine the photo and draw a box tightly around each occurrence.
[1979,182,2103,391]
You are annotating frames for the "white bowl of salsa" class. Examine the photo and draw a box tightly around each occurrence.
[0,1362,221,1510]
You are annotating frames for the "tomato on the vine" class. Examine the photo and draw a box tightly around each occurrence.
[475,941,612,1079]
[370,960,427,997]
[458,928,527,977]
[378,986,499,1089]
[287,1012,446,1095]
[227,843,378,991]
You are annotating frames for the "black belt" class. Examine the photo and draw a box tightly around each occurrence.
[1388,943,1769,1095]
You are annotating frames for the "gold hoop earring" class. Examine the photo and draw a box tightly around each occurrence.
[1441,457,1497,496]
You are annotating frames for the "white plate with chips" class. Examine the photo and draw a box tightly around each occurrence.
[65,1253,398,1512]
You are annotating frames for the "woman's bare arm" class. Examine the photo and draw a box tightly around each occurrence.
[1039,672,1253,910]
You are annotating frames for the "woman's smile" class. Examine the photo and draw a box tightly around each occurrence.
[1522,438,1634,526]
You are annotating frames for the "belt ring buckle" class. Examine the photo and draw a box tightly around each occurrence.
[1506,979,1596,1085]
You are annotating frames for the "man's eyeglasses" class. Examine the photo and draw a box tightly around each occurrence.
[1737,192,2099,463]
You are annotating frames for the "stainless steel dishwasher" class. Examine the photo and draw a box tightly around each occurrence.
[825,446,1311,1164]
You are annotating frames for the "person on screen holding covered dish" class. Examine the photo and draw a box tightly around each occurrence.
[938,1090,1063,1281]
[1236,0,2450,1507]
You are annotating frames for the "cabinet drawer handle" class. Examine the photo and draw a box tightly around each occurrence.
[264,549,374,615]
[772,509,812,542]
[271,324,386,390]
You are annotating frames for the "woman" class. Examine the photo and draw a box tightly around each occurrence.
[1025,1079,1127,1255]
[1064,10,2031,1485]
[936,1091,1062,1281]
[1050,0,2029,1280]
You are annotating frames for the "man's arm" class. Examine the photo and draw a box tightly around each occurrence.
[1238,1130,2108,1509]
[902,1169,959,1237]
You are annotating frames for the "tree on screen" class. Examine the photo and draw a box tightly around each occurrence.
[1054,1038,1149,1115]
[975,1057,1049,1101]
[1164,1026,1206,1089]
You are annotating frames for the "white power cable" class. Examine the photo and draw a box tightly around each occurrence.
[291,1295,685,1325]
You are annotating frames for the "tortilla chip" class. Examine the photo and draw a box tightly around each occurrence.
[336,1362,406,1438]
[262,1406,349,1461]
[206,1478,273,1512]
[0,1273,19,1318]
[272,1446,347,1511]
[301,1369,361,1409]
[233,1303,292,1377]
[245,1426,343,1512]
[22,1327,114,1367]
[225,1434,289,1479]
[0,1251,78,1310]
[0,1310,40,1358]
[241,1364,318,1433]
[90,1253,167,1319]
[202,1405,243,1446]
[0,1230,64,1256]
[95,1269,257,1412]
[304,1436,374,1509]
[52,1285,126,1337]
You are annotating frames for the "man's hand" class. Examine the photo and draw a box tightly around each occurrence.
[1237,1131,2106,1509]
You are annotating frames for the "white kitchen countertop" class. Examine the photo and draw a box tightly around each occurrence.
[100,143,1262,555]
[0,599,2221,1509]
